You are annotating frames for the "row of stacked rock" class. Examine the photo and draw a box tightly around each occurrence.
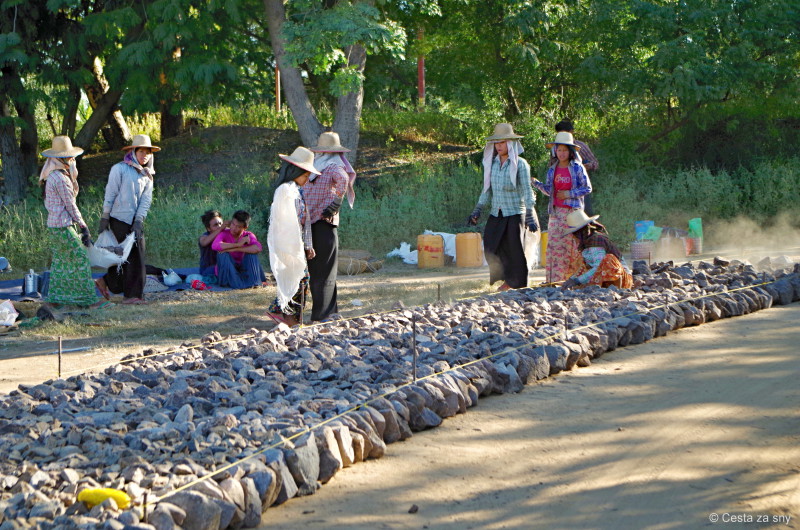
[0,257,797,529]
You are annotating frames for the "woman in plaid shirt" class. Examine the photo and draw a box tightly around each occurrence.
[468,123,539,291]
[306,132,356,322]
[39,136,101,308]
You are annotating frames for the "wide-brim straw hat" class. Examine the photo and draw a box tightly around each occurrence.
[41,136,84,158]
[546,131,581,150]
[485,123,524,142]
[564,209,600,235]
[122,134,161,152]
[279,146,321,175]
[309,131,351,153]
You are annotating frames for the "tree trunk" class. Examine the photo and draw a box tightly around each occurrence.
[73,88,124,150]
[332,44,367,164]
[61,82,81,138]
[159,48,184,139]
[160,100,183,139]
[85,57,131,149]
[263,0,324,147]
[0,97,37,204]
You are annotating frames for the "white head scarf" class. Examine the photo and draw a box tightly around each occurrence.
[39,157,79,196]
[482,140,524,193]
[312,153,357,207]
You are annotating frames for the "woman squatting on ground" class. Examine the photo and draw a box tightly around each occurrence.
[39,136,103,308]
[561,209,633,290]
[95,134,157,305]
[468,123,539,291]
[266,147,321,326]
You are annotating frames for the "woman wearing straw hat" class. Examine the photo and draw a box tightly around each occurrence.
[305,131,356,322]
[533,131,592,283]
[95,134,158,305]
[39,136,103,308]
[266,146,321,326]
[561,209,632,289]
[467,123,538,291]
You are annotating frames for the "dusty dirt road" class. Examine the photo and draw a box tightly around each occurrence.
[263,303,800,530]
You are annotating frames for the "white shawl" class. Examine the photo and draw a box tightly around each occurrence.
[482,140,524,193]
[268,182,306,312]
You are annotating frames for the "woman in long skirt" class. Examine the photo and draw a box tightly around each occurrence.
[533,131,592,283]
[40,136,100,307]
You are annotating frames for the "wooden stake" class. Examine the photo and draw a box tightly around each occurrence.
[411,313,418,383]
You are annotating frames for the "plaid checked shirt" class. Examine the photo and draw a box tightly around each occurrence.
[477,156,535,217]
[44,170,86,228]
[304,164,349,225]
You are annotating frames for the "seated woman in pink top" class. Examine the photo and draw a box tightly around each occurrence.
[211,210,266,289]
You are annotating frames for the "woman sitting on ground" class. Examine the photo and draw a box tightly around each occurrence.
[198,209,226,279]
[561,209,633,290]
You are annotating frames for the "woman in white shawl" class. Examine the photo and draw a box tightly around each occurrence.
[266,146,320,326]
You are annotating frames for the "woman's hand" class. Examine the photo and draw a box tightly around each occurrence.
[556,190,571,200]
[561,277,579,290]
[305,248,316,260]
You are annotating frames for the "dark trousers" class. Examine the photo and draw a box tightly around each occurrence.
[308,221,339,321]
[583,193,594,216]
[484,214,528,288]
[216,252,265,289]
[104,217,145,299]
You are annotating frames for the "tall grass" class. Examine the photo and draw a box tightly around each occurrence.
[338,161,483,253]
[593,158,800,247]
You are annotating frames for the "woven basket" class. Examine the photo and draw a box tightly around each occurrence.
[337,257,384,275]
[630,240,655,260]
[339,249,372,261]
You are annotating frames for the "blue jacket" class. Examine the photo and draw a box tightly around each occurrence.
[533,160,592,214]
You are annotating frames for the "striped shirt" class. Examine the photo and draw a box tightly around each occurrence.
[44,170,86,228]
[477,156,535,217]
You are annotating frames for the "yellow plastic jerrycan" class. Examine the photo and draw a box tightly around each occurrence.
[539,231,548,268]
[455,233,483,267]
[417,234,445,268]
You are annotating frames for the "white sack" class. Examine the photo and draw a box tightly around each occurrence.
[0,300,18,327]
[87,230,135,269]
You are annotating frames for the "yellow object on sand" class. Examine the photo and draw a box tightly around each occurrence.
[77,488,131,509]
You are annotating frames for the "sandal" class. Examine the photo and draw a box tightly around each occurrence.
[94,278,110,300]
[90,300,112,309]
[266,312,288,325]
[121,297,147,305]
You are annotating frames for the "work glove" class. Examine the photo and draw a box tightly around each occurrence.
[561,277,580,290]
[79,225,92,247]
[467,206,482,226]
[98,213,110,234]
[525,209,539,232]
[132,219,144,242]
[322,196,343,218]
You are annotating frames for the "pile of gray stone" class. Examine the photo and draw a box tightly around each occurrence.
[0,256,798,530]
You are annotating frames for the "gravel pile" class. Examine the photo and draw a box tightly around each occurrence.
[0,256,798,529]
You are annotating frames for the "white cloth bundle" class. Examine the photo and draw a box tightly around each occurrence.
[268,183,306,312]
[87,230,135,269]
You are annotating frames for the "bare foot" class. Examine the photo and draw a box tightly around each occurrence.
[94,277,110,300]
